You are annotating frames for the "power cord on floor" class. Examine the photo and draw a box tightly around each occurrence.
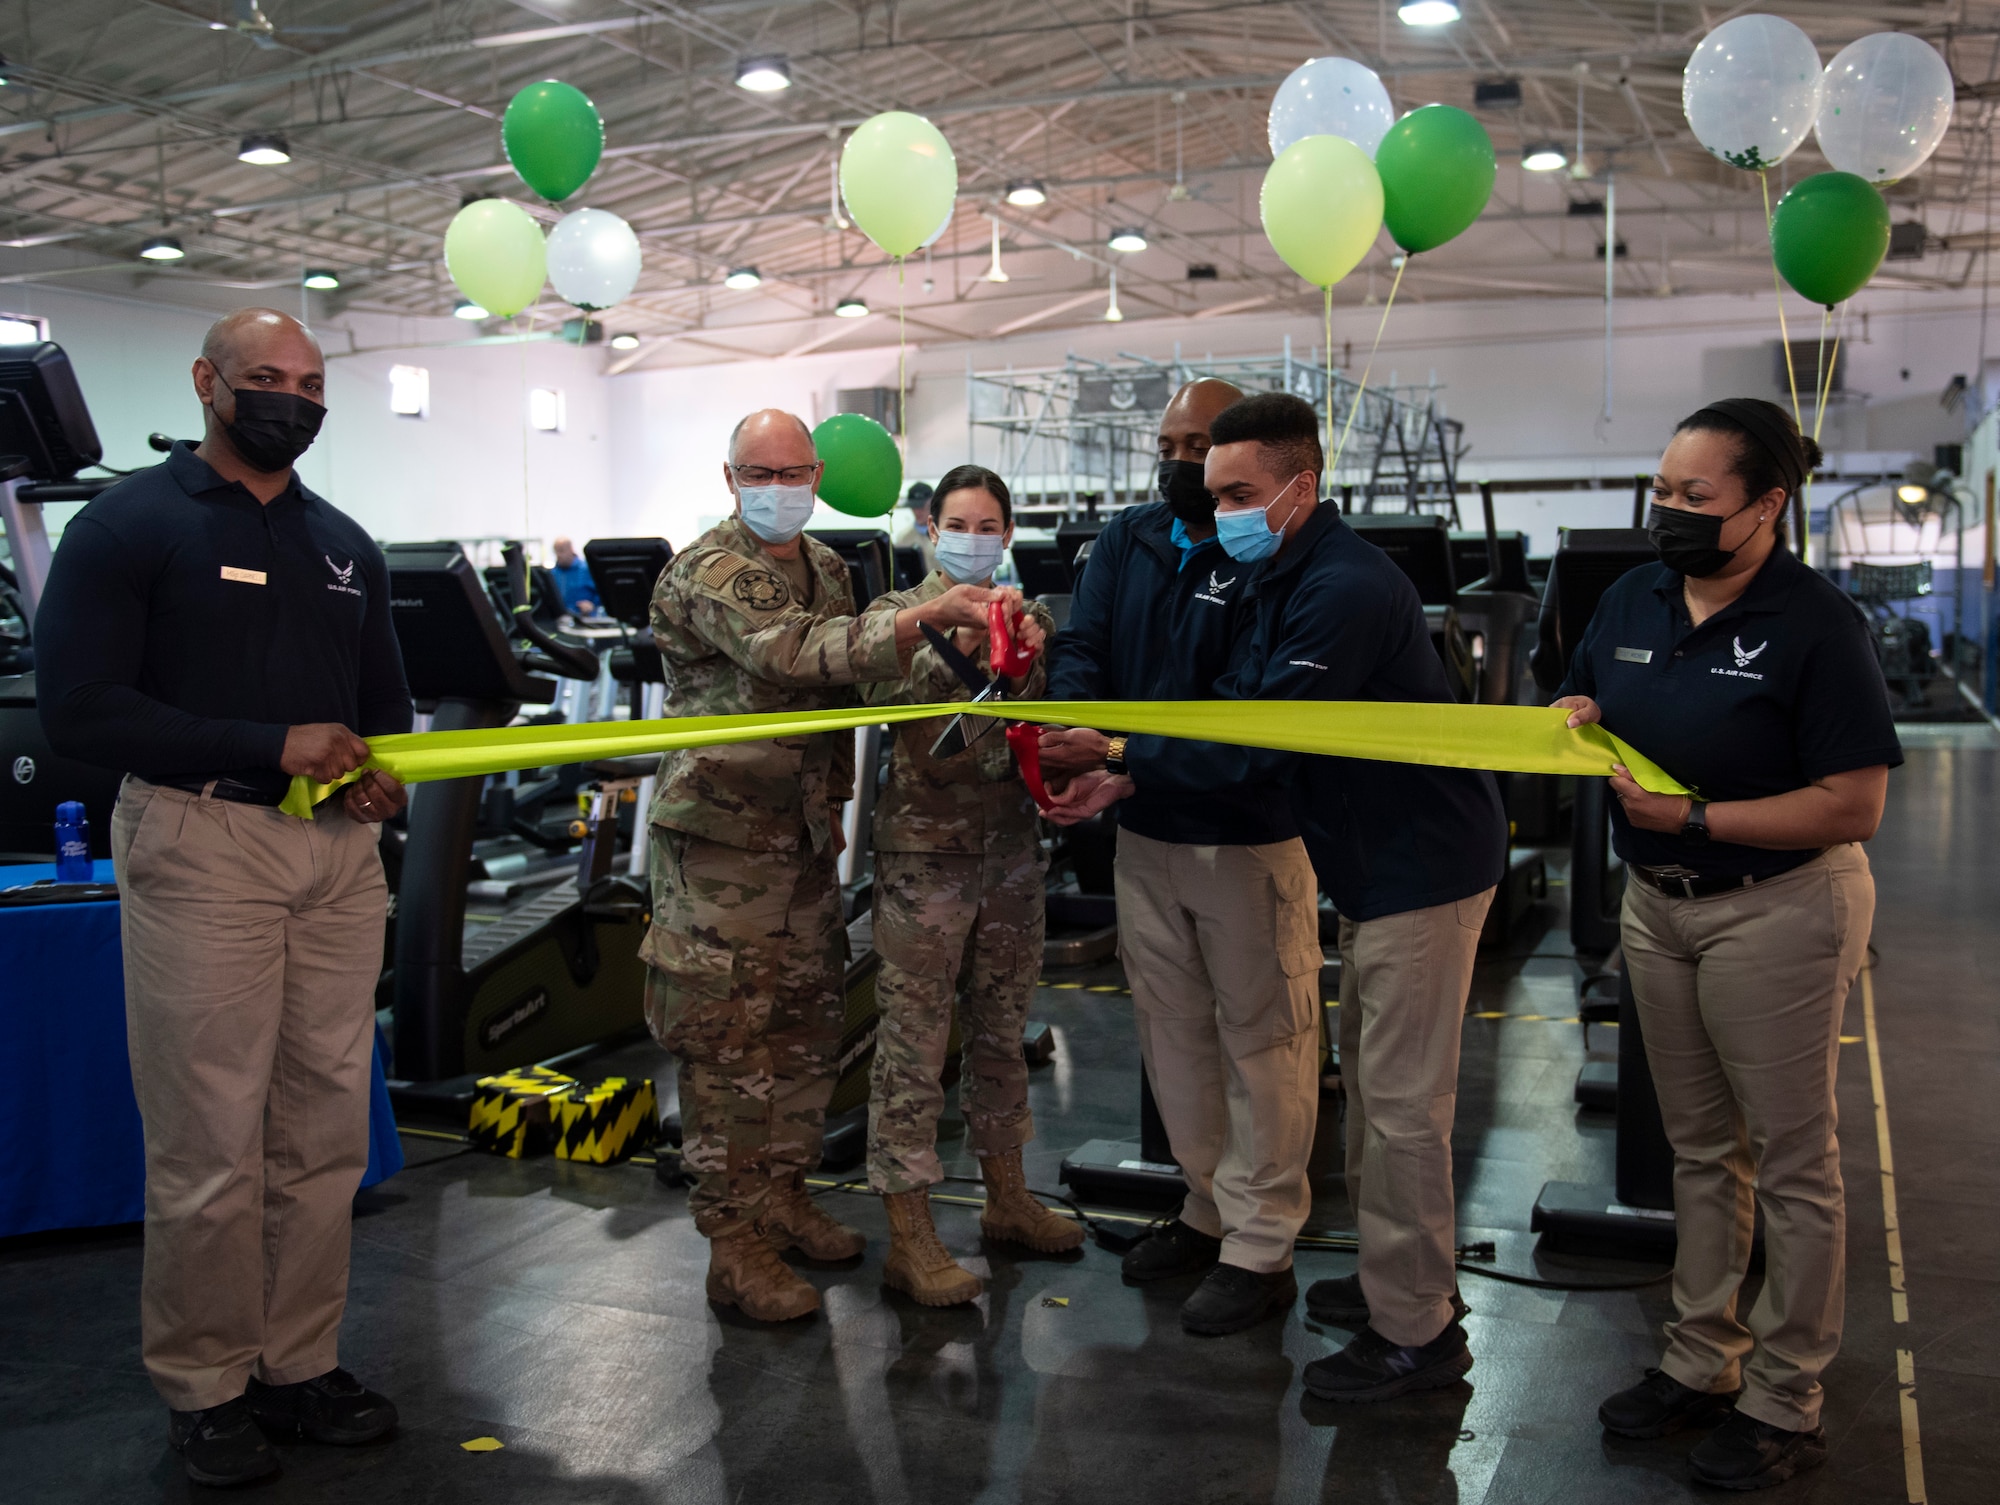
[396,1125,1674,1292]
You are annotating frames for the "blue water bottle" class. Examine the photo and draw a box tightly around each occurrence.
[55,800,92,882]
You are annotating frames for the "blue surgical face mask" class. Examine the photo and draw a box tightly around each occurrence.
[1214,476,1307,562]
[934,530,1006,583]
[738,483,817,543]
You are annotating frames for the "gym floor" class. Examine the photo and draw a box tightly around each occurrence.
[4,735,1995,1503]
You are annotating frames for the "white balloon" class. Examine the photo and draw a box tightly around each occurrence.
[1268,57,1395,160]
[1816,32,1956,184]
[1682,14,1822,171]
[545,207,641,311]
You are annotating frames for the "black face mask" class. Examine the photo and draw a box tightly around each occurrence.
[1157,458,1216,527]
[1646,501,1757,579]
[216,381,325,472]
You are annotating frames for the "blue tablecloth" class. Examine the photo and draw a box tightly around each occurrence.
[0,859,402,1238]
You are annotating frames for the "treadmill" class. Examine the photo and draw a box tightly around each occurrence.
[383,543,651,1104]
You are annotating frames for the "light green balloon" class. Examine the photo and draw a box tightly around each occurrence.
[443,199,547,318]
[1260,134,1384,288]
[840,112,957,258]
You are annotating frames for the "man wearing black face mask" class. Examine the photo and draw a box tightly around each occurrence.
[37,308,410,1487]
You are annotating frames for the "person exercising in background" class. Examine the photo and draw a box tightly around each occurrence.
[549,535,599,617]
[644,409,1012,1324]
[36,308,410,1488]
[1040,378,1324,1337]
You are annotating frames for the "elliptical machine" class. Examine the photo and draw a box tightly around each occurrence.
[384,543,650,1101]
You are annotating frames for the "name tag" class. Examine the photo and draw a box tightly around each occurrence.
[220,566,267,586]
[1614,646,1653,664]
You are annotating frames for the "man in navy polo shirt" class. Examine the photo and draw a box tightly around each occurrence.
[1051,392,1507,1399]
[1041,377,1325,1337]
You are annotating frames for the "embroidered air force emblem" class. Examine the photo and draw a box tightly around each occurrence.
[325,555,354,585]
[1732,636,1767,669]
[732,569,790,610]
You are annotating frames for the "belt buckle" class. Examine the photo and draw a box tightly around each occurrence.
[1646,864,1700,899]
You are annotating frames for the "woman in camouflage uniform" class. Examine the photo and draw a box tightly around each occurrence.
[859,465,1083,1305]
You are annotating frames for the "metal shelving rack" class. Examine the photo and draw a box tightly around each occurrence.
[965,340,1464,523]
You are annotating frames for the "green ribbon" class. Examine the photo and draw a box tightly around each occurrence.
[281,699,1684,819]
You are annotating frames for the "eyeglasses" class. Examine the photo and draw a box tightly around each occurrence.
[731,463,818,487]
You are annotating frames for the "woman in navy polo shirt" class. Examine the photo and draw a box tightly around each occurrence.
[1554,397,1900,1493]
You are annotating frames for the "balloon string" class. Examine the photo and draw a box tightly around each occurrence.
[518,315,531,536]
[1329,257,1405,482]
[1762,171,1804,433]
[1323,285,1334,497]
[1801,302,1847,569]
[897,258,908,447]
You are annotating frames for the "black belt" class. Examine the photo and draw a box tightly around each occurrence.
[147,775,288,808]
[1630,854,1822,901]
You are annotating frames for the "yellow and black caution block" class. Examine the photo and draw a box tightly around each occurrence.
[468,1066,578,1158]
[554,1077,658,1165]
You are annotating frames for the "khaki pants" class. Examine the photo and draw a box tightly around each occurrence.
[868,844,1047,1193]
[642,827,844,1235]
[1338,888,1494,1347]
[1622,844,1873,1431]
[1114,828,1321,1274]
[112,777,386,1413]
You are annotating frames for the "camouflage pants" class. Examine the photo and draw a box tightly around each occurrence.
[641,827,844,1235]
[867,844,1048,1194]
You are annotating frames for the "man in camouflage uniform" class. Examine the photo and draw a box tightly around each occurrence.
[855,465,1084,1306]
[645,408,1005,1322]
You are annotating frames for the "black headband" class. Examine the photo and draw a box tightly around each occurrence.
[1691,399,1807,499]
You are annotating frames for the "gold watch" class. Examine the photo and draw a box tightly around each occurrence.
[1104,735,1129,776]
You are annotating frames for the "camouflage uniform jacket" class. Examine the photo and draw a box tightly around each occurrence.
[650,516,907,852]
[859,570,1053,856]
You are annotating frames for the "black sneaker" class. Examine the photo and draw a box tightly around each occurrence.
[1301,1322,1473,1403]
[1180,1263,1299,1336]
[1119,1218,1222,1283]
[245,1367,398,1445]
[1598,1367,1740,1439]
[168,1396,281,1487]
[1302,1273,1471,1328]
[1688,1410,1827,1491]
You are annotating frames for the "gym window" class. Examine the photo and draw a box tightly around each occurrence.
[389,364,429,418]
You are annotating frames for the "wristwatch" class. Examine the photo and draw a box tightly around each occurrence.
[1679,800,1711,847]
[1104,735,1129,777]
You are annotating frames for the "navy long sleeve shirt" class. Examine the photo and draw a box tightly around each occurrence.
[34,442,411,800]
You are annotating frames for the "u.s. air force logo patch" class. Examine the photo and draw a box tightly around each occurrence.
[732,569,789,610]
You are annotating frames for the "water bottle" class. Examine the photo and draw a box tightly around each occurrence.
[55,800,92,882]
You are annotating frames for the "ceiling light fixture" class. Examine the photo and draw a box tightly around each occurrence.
[609,332,641,350]
[1522,143,1568,172]
[1104,270,1124,323]
[1897,483,1929,504]
[453,297,489,320]
[138,234,184,262]
[723,266,763,291]
[1108,227,1147,254]
[1397,1,1462,25]
[302,268,339,290]
[237,133,291,166]
[983,220,1010,283]
[834,297,869,318]
[735,56,791,92]
[1004,179,1047,208]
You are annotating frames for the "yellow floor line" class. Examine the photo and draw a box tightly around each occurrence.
[1863,965,1927,1504]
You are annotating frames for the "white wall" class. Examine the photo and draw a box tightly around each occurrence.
[11,274,1992,563]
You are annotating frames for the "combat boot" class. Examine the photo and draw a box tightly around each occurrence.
[706,1225,822,1321]
[759,1169,867,1260]
[882,1190,983,1307]
[978,1147,1085,1252]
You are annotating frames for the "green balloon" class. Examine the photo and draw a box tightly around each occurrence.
[813,413,902,518]
[1375,105,1495,255]
[1771,172,1891,307]
[840,112,958,258]
[443,199,546,318]
[503,80,604,203]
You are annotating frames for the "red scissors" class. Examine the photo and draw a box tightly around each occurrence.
[920,602,1054,810]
